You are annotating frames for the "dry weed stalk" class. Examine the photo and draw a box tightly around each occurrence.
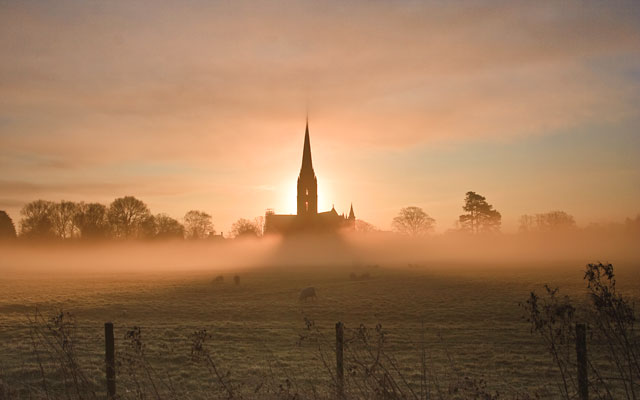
[190,329,239,399]
[522,262,640,400]
[26,308,96,399]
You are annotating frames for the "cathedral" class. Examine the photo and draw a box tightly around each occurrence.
[264,122,356,235]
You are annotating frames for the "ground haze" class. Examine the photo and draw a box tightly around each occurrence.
[1,235,638,397]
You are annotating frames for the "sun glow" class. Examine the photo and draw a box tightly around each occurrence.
[275,178,336,216]
[317,181,335,214]
[282,180,297,215]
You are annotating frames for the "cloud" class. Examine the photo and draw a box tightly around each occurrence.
[1,1,639,163]
[0,180,134,197]
[1,0,639,231]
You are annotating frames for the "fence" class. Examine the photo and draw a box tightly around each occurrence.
[99,321,590,400]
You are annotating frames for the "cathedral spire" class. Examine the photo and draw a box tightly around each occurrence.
[301,120,313,172]
[297,120,318,216]
[348,203,355,219]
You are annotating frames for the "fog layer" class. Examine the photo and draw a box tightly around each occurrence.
[1,231,638,277]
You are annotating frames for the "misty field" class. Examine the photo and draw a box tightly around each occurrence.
[0,241,639,398]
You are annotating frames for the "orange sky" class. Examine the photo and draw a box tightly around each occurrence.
[1,1,639,233]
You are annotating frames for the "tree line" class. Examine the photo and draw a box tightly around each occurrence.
[1,190,638,240]
[388,191,639,237]
[0,196,264,241]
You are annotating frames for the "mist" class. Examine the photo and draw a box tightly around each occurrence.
[1,228,639,398]
[2,230,637,278]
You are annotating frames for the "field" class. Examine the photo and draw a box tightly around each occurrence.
[1,240,639,399]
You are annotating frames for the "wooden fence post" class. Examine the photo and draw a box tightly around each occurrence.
[105,322,116,399]
[336,321,344,399]
[576,323,588,400]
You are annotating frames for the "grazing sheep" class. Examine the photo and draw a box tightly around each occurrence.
[213,275,224,284]
[299,287,317,301]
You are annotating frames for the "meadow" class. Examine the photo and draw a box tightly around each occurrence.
[0,236,638,399]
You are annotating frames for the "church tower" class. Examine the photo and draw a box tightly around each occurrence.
[297,121,318,216]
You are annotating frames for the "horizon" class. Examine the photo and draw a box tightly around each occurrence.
[1,0,639,234]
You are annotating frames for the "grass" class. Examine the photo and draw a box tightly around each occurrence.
[0,260,639,398]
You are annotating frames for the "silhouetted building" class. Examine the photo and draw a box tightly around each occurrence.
[264,122,356,235]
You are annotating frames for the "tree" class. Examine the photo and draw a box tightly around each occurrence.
[355,220,379,233]
[519,211,576,233]
[139,214,157,239]
[254,216,265,237]
[107,196,152,239]
[518,214,536,233]
[459,191,501,234]
[537,211,576,232]
[19,200,55,239]
[51,201,78,239]
[0,211,17,239]
[392,206,435,236]
[230,218,261,238]
[74,202,110,239]
[184,210,214,239]
[154,214,185,239]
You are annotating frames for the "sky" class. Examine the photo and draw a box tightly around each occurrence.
[1,0,639,234]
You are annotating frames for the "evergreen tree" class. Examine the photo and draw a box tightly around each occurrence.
[459,191,501,234]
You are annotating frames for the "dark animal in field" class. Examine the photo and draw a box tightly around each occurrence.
[233,275,240,285]
[213,275,224,283]
[299,287,317,301]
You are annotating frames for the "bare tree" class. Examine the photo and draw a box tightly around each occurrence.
[253,216,265,236]
[107,196,152,239]
[519,211,576,233]
[518,214,536,233]
[19,200,55,239]
[230,218,261,238]
[154,214,185,240]
[459,191,501,234]
[74,202,110,240]
[51,201,78,239]
[355,219,379,233]
[392,206,435,236]
[184,210,214,239]
[142,214,158,239]
[536,211,576,231]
